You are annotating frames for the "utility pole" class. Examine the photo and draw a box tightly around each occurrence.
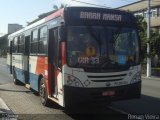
[147,0,151,77]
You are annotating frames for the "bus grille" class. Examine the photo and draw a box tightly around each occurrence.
[87,73,127,82]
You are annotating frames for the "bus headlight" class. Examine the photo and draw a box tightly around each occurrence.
[130,72,141,84]
[66,74,83,87]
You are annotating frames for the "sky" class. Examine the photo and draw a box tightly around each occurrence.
[0,0,139,34]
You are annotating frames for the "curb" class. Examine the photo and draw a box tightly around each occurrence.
[0,98,17,119]
[0,98,11,112]
[142,76,160,80]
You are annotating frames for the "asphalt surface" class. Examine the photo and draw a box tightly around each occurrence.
[111,77,160,114]
[0,58,160,120]
[0,58,13,85]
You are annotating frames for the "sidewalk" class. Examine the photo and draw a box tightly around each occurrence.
[0,97,17,119]
[142,74,160,80]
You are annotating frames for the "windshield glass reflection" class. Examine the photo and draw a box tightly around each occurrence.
[67,26,140,69]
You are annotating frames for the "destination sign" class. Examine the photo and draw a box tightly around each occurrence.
[65,7,135,27]
[80,11,122,21]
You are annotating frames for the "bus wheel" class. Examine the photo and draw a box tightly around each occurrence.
[13,67,20,85]
[39,78,50,106]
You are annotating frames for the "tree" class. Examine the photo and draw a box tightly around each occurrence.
[135,15,147,62]
[150,30,160,59]
[53,5,59,10]
[0,34,8,57]
[53,4,66,10]
[135,15,160,67]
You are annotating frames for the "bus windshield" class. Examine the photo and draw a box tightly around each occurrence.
[67,26,140,69]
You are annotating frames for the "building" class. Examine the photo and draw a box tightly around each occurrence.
[118,0,160,32]
[0,24,23,57]
[0,34,8,57]
[8,24,23,34]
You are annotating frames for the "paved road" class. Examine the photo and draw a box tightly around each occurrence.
[0,58,13,85]
[111,77,160,114]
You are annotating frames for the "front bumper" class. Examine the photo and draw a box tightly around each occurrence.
[64,81,141,105]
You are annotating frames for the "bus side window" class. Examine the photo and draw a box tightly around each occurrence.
[18,35,25,54]
[49,28,61,69]
[38,26,47,54]
[30,30,38,54]
[13,37,18,53]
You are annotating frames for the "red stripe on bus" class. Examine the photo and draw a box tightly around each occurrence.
[45,8,64,22]
[36,56,45,75]
[61,42,66,66]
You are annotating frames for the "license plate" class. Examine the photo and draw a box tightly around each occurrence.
[102,90,115,96]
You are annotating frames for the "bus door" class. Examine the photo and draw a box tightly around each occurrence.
[24,36,30,84]
[48,28,59,97]
[10,41,13,74]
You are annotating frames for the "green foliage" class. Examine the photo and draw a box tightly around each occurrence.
[53,4,66,10]
[135,15,160,66]
[53,5,59,10]
[0,34,8,57]
[136,15,147,32]
[150,30,160,58]
[135,15,147,61]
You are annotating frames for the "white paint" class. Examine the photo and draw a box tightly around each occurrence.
[45,70,48,76]
[8,18,46,38]
[0,98,10,111]
[29,56,38,74]
[24,19,46,31]
[147,57,151,77]
[63,65,141,88]
[57,72,64,106]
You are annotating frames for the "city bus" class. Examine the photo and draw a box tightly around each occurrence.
[7,7,141,108]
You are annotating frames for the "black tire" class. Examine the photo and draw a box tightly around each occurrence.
[13,67,20,85]
[39,78,50,106]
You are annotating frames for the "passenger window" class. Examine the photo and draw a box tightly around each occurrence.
[13,37,18,53]
[18,35,25,53]
[38,26,47,54]
[30,30,38,54]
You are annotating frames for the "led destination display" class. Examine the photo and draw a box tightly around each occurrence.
[64,7,136,27]
[80,12,122,22]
